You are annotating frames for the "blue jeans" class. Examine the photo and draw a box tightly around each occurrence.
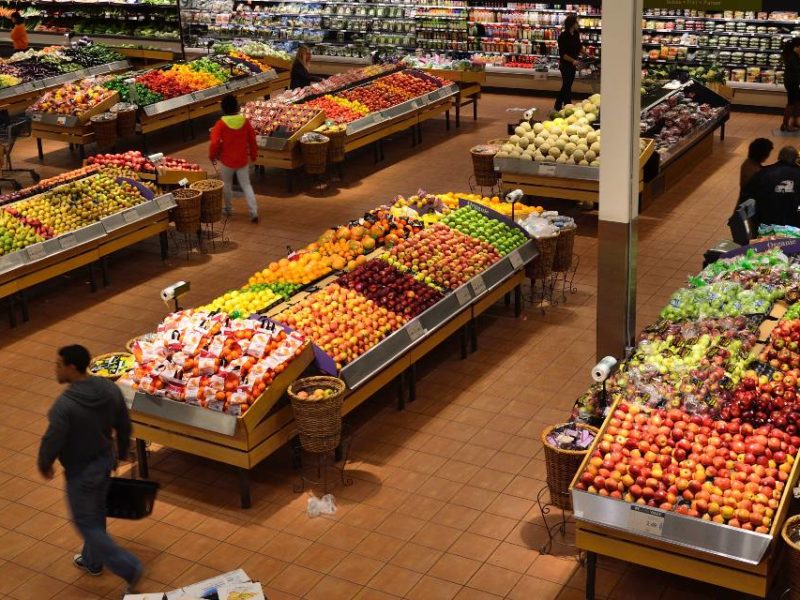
[66,453,141,582]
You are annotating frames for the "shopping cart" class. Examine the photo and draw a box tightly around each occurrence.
[0,110,40,191]
[577,56,602,94]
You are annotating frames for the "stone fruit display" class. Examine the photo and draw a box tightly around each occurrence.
[87,151,201,174]
[276,63,399,104]
[241,101,322,137]
[119,311,308,415]
[438,192,543,219]
[336,259,443,318]
[570,245,800,539]
[641,90,726,158]
[2,173,146,246]
[275,283,407,370]
[0,165,101,207]
[574,402,795,532]
[0,211,43,256]
[28,77,116,116]
[383,223,501,289]
[301,69,446,124]
[442,206,528,256]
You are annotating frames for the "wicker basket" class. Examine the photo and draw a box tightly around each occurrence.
[783,515,800,600]
[90,112,117,150]
[111,103,137,137]
[300,136,330,175]
[527,232,559,281]
[541,423,598,510]
[191,178,224,224]
[326,129,346,164]
[289,376,346,453]
[171,188,202,234]
[552,226,576,273]
[471,144,499,188]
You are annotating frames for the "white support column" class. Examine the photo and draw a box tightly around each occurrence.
[596,0,643,361]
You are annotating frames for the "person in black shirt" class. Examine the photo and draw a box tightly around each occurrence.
[782,38,800,132]
[555,14,583,111]
[290,46,322,90]
[742,146,800,228]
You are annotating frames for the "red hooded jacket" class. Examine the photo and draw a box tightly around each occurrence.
[209,114,258,170]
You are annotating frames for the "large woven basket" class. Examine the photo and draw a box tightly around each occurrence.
[471,144,499,187]
[90,113,117,150]
[171,188,202,234]
[527,232,559,281]
[289,376,346,453]
[300,136,330,175]
[552,226,576,273]
[541,422,598,510]
[111,103,137,137]
[191,179,224,224]
[783,515,800,599]
[327,129,346,164]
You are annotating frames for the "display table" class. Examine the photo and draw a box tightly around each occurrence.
[424,69,484,126]
[131,229,537,508]
[496,139,655,205]
[2,191,176,327]
[0,60,131,115]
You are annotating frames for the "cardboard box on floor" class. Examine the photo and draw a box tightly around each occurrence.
[123,568,265,600]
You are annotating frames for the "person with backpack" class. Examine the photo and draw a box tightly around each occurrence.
[209,94,259,223]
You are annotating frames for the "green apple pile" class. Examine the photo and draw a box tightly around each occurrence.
[660,282,780,323]
[442,207,527,256]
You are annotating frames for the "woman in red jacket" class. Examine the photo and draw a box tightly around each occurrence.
[209,95,259,223]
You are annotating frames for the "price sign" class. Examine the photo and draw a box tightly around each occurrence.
[508,250,523,269]
[538,164,556,176]
[629,505,664,537]
[156,195,174,210]
[122,210,138,224]
[470,276,486,296]
[406,319,426,342]
[59,233,77,250]
[26,243,47,262]
[178,178,189,188]
[30,113,42,122]
[455,286,472,307]
[57,116,67,126]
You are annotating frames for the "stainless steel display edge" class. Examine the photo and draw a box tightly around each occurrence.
[494,156,600,181]
[340,240,537,390]
[132,391,238,436]
[571,488,770,565]
[0,193,173,277]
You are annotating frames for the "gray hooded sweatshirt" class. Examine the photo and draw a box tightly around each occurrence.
[37,376,132,477]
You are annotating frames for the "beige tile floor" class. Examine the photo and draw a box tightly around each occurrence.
[0,91,789,599]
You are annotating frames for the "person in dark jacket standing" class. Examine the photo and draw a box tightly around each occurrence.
[38,345,143,594]
[740,137,773,193]
[781,38,800,132]
[742,145,800,228]
[290,46,322,90]
[555,14,583,111]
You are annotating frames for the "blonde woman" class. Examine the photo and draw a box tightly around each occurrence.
[291,46,322,89]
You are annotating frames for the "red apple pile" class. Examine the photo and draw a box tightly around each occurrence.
[574,402,797,531]
[336,259,443,318]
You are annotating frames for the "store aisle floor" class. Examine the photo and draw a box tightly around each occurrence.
[0,92,786,599]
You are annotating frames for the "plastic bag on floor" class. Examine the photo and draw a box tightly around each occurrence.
[307,493,336,518]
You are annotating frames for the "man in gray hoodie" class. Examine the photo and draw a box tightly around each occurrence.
[38,345,143,593]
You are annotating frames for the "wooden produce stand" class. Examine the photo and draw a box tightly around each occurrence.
[425,68,485,126]
[253,110,326,174]
[130,212,537,508]
[496,139,655,205]
[31,91,121,161]
[0,60,131,115]
[1,190,176,327]
[138,70,284,136]
[129,344,315,509]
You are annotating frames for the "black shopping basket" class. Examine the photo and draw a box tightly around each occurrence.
[106,477,159,520]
